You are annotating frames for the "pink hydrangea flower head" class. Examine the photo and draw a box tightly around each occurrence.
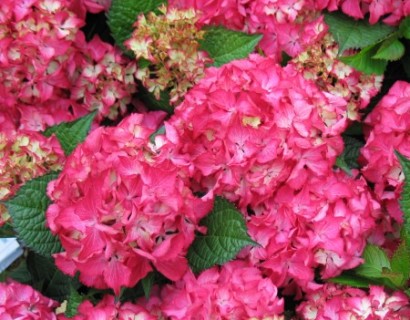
[290,33,382,121]
[125,4,212,105]
[0,280,59,319]
[360,81,410,223]
[57,295,156,320]
[245,169,381,291]
[297,284,410,319]
[69,0,112,20]
[165,55,344,208]
[320,0,408,25]
[0,130,64,226]
[47,112,213,294]
[150,260,284,319]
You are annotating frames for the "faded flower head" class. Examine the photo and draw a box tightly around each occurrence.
[125,4,212,104]
[0,280,59,320]
[46,112,212,295]
[0,130,64,226]
[290,33,382,122]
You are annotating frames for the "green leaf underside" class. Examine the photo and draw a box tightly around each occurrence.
[43,111,96,156]
[355,245,391,279]
[373,38,405,61]
[107,0,166,52]
[4,172,61,256]
[396,151,410,247]
[339,45,388,75]
[329,273,371,288]
[65,286,85,318]
[199,27,262,67]
[324,12,395,54]
[399,16,410,39]
[187,197,256,274]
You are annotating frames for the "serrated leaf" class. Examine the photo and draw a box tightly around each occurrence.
[355,244,391,279]
[141,272,154,299]
[107,0,166,52]
[373,38,405,61]
[64,286,85,318]
[43,112,96,156]
[400,16,410,40]
[324,12,395,54]
[187,197,257,274]
[328,272,370,288]
[339,45,388,75]
[391,241,410,285]
[4,173,61,256]
[199,27,262,67]
[396,152,410,246]
[336,156,352,175]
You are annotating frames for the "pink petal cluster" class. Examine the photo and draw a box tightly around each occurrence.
[0,0,137,131]
[169,0,327,59]
[0,130,64,226]
[57,295,155,320]
[46,112,213,295]
[245,169,381,292]
[69,0,112,20]
[165,55,345,208]
[297,284,410,319]
[140,260,284,319]
[320,0,410,25]
[0,280,59,320]
[290,33,382,121]
[360,81,410,223]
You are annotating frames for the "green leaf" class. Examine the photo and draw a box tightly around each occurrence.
[4,172,62,256]
[355,244,391,279]
[199,27,262,67]
[187,197,257,273]
[324,12,395,54]
[141,272,155,299]
[64,286,85,318]
[0,222,15,238]
[336,135,364,174]
[328,272,371,288]
[399,16,410,40]
[138,84,173,114]
[396,151,410,245]
[339,45,388,75]
[149,126,165,144]
[373,38,405,61]
[107,0,166,52]
[391,241,410,285]
[8,259,32,284]
[43,112,96,156]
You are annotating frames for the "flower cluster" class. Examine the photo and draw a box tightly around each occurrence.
[360,81,410,223]
[46,113,213,294]
[245,169,381,292]
[0,130,64,226]
[58,295,155,320]
[165,54,345,208]
[321,0,410,25]
[0,0,137,131]
[140,260,284,319]
[126,5,212,104]
[69,0,112,20]
[290,33,382,121]
[0,280,59,320]
[169,0,327,59]
[297,284,410,319]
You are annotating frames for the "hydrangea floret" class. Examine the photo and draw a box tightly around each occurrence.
[46,112,213,294]
[125,4,212,104]
[0,130,64,226]
[0,280,59,320]
[297,284,410,319]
